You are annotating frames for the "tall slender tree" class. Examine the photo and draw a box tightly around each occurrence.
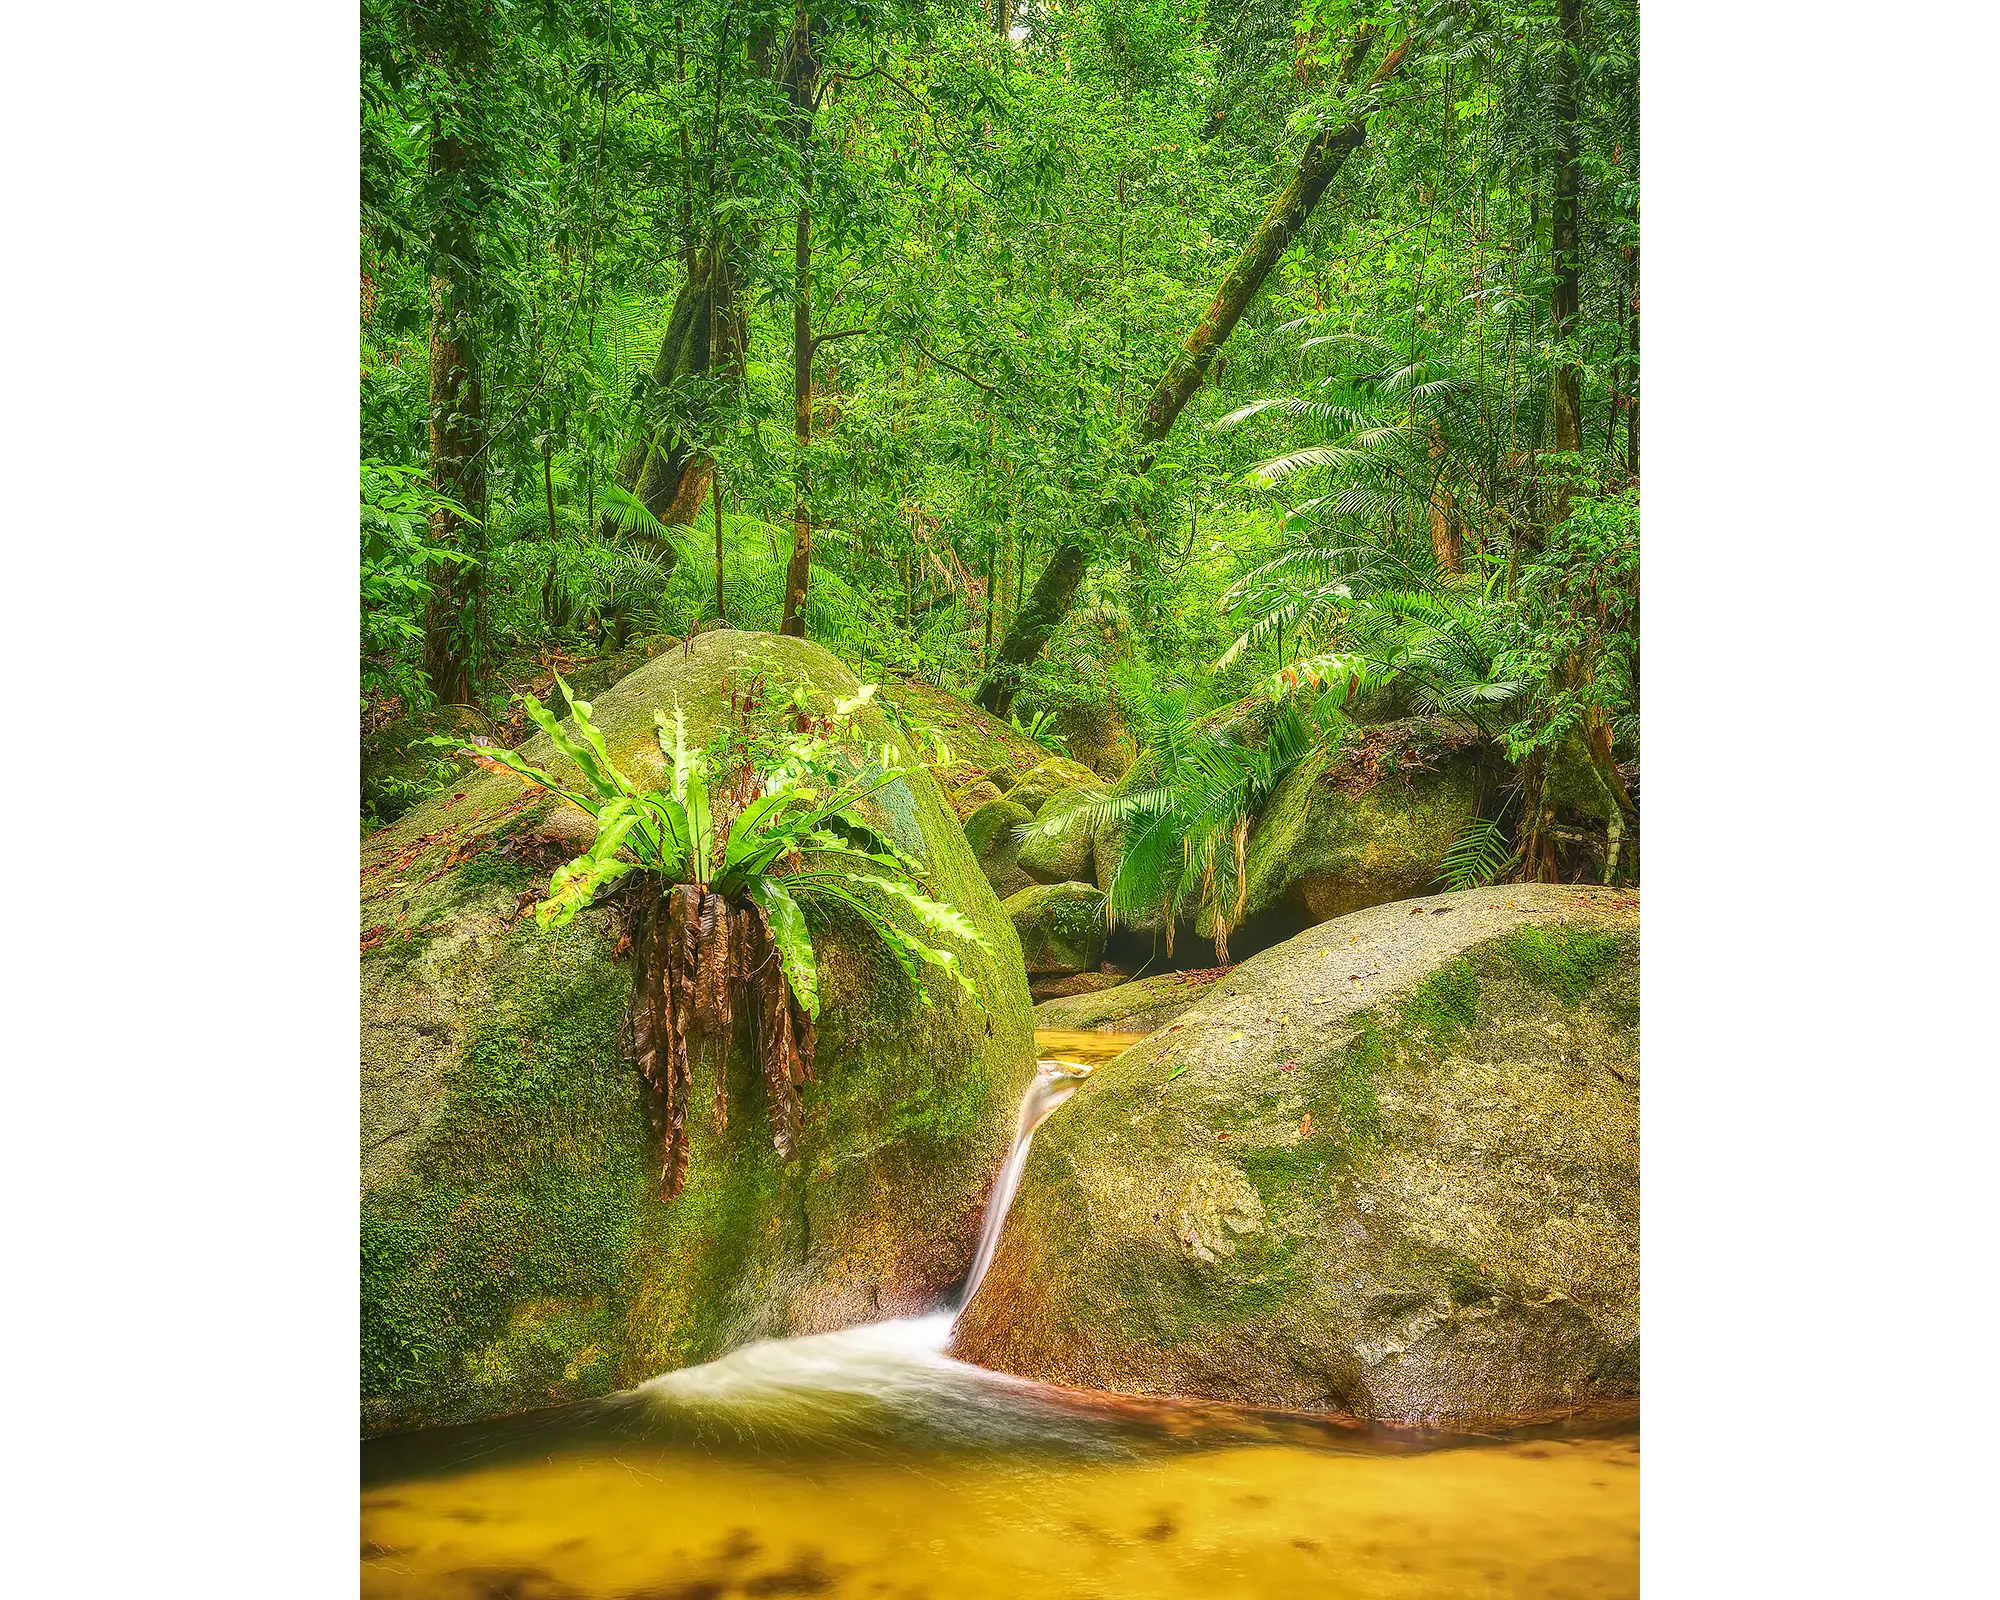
[418,0,491,705]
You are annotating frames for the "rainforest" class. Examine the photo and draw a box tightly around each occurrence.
[360,2,1640,1595]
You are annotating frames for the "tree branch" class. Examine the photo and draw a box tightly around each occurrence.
[911,337,998,394]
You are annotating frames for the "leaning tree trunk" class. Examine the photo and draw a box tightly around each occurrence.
[1131,29,1409,469]
[422,108,486,707]
[974,542,1086,717]
[974,29,1409,706]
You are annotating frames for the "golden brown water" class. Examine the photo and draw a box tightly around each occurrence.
[1032,1027,1149,1066]
[364,1028,1636,1597]
[361,1428,1638,1599]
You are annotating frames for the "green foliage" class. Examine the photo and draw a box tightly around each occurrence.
[1438,818,1518,891]
[360,459,474,711]
[359,0,1639,892]
[1020,677,1345,958]
[1494,490,1639,770]
[460,675,989,1013]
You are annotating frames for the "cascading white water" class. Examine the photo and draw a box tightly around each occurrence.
[955,1059,1093,1316]
[633,1058,1095,1446]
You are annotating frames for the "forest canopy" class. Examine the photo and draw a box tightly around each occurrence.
[361,0,1638,893]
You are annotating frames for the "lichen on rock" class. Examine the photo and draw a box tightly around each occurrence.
[954,884,1639,1431]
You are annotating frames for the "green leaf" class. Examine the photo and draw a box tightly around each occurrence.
[518,689,622,801]
[748,879,819,1019]
[717,790,812,890]
[555,673,630,798]
[536,852,632,930]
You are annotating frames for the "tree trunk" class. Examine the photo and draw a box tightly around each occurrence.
[714,461,727,622]
[976,29,1408,705]
[1132,30,1407,467]
[1625,246,1639,475]
[781,9,817,638]
[1549,0,1584,460]
[422,111,485,707]
[781,202,813,637]
[1428,430,1462,576]
[600,263,716,547]
[974,542,1086,717]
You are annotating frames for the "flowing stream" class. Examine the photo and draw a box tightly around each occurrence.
[362,1031,1638,1599]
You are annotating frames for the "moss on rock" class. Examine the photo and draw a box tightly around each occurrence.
[1016,786,1103,885]
[1001,756,1103,816]
[954,884,1640,1430]
[962,798,1035,900]
[361,631,1036,1435]
[1031,969,1227,1034]
[1002,881,1107,975]
[1234,720,1485,951]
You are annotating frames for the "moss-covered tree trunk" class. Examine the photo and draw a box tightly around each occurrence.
[599,258,725,553]
[1131,31,1408,469]
[974,542,1086,717]
[976,29,1409,704]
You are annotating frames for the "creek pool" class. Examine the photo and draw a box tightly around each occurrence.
[361,1030,1638,1599]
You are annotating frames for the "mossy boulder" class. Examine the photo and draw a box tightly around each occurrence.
[1002,881,1108,975]
[1016,787,1104,885]
[954,884,1639,1430]
[947,777,1005,820]
[962,797,1035,900]
[1018,603,1141,780]
[1032,968,1229,1035]
[1230,719,1487,953]
[1050,698,1137,781]
[1028,971,1127,1004]
[877,678,1052,783]
[1001,755,1102,816]
[361,703,493,827]
[361,630,1035,1436]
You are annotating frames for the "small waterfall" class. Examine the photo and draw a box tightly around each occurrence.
[631,1056,1094,1445]
[955,1059,1094,1317]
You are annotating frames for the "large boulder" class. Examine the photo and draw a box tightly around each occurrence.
[362,631,1035,1435]
[1001,754,1102,816]
[1016,787,1105,886]
[1020,603,1141,780]
[1228,719,1488,953]
[878,678,1055,790]
[962,797,1035,899]
[1049,697,1137,781]
[954,885,1639,1430]
[1002,881,1108,975]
